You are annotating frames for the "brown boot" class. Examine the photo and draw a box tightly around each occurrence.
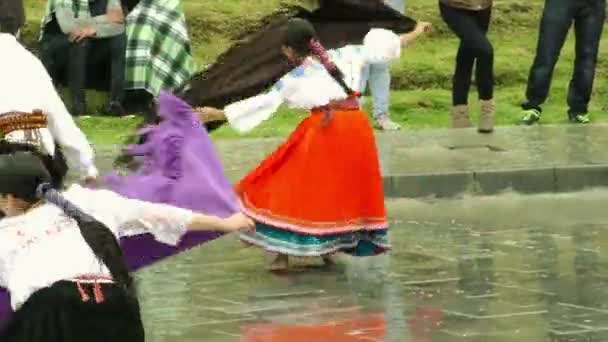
[478,99,495,133]
[451,105,472,128]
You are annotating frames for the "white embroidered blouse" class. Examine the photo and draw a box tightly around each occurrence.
[0,33,98,178]
[0,184,194,310]
[224,28,403,133]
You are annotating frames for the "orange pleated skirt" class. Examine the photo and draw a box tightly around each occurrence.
[236,109,389,257]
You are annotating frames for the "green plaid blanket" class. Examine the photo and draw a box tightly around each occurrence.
[125,0,194,96]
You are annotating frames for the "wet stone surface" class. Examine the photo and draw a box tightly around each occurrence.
[131,191,608,341]
[89,124,608,183]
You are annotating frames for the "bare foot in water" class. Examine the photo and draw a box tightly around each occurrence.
[268,254,289,271]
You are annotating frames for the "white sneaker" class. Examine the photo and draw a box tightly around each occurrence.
[374,115,401,131]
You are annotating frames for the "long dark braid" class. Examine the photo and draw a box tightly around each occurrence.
[284,18,357,98]
[307,38,356,96]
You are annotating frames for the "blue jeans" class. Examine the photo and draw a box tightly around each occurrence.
[523,0,605,116]
[359,0,404,119]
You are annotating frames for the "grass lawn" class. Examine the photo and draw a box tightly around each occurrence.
[21,0,608,145]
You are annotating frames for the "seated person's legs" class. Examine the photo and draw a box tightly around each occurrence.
[40,20,89,116]
[40,0,127,117]
[84,33,127,115]
[107,33,127,114]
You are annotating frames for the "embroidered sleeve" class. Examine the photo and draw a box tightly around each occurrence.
[91,189,194,246]
[160,135,183,180]
[224,84,284,133]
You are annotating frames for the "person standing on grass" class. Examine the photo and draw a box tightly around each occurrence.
[359,0,406,131]
[520,0,605,125]
[440,0,495,133]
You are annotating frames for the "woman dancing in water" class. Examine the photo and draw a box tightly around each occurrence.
[0,148,253,341]
[199,18,431,271]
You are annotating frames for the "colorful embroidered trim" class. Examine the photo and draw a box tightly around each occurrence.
[0,112,48,137]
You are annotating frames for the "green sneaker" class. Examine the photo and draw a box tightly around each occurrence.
[570,113,590,124]
[519,109,541,125]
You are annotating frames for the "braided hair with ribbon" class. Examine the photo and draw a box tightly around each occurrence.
[0,151,135,299]
[284,18,358,98]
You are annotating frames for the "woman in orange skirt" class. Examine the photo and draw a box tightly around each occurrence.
[199,18,431,270]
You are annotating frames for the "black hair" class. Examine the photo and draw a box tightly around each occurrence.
[283,18,355,96]
[0,141,68,188]
[0,151,135,298]
[0,16,18,36]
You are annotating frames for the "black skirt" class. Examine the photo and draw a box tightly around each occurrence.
[0,280,144,342]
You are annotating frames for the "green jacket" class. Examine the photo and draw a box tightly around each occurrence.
[440,0,492,11]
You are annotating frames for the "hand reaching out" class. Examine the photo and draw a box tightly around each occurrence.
[416,21,433,33]
[194,107,226,123]
[400,21,433,47]
[223,213,255,233]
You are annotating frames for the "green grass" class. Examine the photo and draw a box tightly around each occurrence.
[21,0,608,144]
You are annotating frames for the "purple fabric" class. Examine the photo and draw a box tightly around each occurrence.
[106,91,239,271]
[0,92,239,324]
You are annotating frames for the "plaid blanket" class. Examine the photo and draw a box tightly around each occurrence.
[125,0,194,96]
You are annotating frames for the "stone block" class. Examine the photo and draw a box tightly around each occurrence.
[474,167,556,195]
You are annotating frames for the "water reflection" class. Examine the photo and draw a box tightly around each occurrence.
[129,193,608,341]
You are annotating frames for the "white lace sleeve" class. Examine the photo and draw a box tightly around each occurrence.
[91,189,195,246]
[224,87,283,133]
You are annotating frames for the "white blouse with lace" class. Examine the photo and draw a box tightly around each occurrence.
[224,28,403,133]
[0,184,195,310]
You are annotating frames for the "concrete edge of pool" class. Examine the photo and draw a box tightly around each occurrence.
[382,163,608,198]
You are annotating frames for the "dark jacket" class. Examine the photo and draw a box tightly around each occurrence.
[440,0,492,11]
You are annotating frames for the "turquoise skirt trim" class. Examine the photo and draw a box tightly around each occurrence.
[240,223,390,257]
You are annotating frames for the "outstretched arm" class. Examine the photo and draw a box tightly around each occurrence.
[194,107,226,124]
[188,212,254,233]
[91,188,254,245]
[400,21,433,47]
